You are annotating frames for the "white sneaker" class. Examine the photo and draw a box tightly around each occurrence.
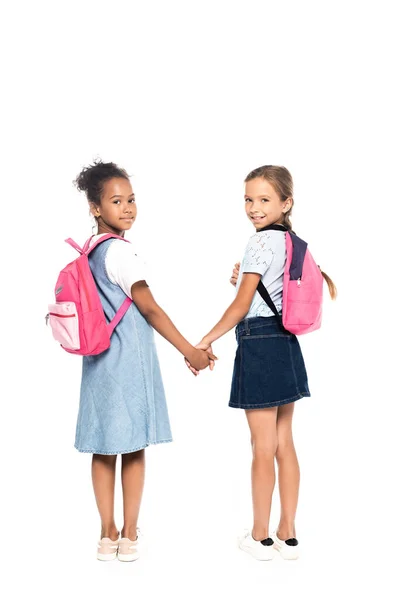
[97,536,119,561]
[238,530,275,561]
[118,529,141,562]
[271,531,299,560]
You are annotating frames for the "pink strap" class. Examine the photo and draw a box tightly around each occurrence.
[107,297,133,335]
[87,234,132,332]
[66,234,132,334]
[85,233,129,255]
[82,236,94,253]
[67,234,129,255]
[65,238,84,254]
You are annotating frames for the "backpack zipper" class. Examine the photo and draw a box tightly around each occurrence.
[45,312,76,326]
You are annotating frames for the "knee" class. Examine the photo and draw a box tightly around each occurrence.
[122,449,145,463]
[276,437,295,460]
[93,452,116,460]
[251,437,278,459]
[93,453,117,466]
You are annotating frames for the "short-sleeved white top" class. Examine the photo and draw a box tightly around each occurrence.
[90,235,147,298]
[236,229,286,318]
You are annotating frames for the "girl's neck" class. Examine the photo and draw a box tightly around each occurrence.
[96,223,125,237]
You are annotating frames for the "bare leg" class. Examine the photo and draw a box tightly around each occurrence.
[275,402,299,539]
[245,408,278,541]
[92,454,119,540]
[121,450,145,540]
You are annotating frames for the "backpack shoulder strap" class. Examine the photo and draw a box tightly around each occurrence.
[86,235,133,332]
[83,234,130,255]
[257,281,289,333]
[257,224,287,233]
[256,227,291,330]
[255,223,286,315]
[288,232,308,280]
[256,281,281,320]
[65,238,84,254]
[107,297,133,336]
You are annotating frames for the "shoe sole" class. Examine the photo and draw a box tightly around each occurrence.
[273,543,299,560]
[97,552,117,561]
[238,540,274,561]
[118,553,140,562]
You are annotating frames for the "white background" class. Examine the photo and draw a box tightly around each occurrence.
[1,0,399,598]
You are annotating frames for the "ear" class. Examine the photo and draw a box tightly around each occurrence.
[89,203,101,218]
[283,197,293,213]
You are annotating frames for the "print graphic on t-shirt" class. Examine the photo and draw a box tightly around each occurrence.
[238,230,285,319]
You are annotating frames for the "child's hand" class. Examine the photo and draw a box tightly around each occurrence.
[195,341,217,371]
[185,348,209,372]
[230,262,240,287]
[185,343,218,375]
[185,358,200,376]
[186,347,217,372]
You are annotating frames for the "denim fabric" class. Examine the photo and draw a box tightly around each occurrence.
[75,239,172,454]
[229,316,310,409]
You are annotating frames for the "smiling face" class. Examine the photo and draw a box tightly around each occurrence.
[91,177,137,236]
[245,177,292,230]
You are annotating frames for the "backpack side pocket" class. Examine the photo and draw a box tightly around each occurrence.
[48,302,80,350]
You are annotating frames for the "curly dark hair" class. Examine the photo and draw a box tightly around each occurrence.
[74,159,130,206]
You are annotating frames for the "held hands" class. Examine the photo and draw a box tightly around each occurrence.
[230,262,240,287]
[184,341,217,377]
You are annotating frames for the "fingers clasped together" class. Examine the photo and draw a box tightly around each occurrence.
[184,341,217,376]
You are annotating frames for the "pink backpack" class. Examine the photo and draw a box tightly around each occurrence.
[257,224,323,335]
[46,234,132,355]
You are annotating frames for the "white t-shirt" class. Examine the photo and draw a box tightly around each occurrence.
[90,235,147,298]
[236,230,286,318]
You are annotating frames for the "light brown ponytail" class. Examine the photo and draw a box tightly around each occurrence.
[321,271,337,300]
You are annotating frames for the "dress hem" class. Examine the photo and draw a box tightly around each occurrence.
[74,438,173,455]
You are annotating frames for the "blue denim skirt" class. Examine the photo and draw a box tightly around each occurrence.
[229,317,311,409]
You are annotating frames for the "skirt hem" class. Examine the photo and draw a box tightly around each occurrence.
[229,391,310,410]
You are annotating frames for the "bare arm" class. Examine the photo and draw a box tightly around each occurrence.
[185,260,243,375]
[200,272,261,346]
[130,281,215,371]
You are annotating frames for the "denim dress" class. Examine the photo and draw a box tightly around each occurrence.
[75,239,172,454]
